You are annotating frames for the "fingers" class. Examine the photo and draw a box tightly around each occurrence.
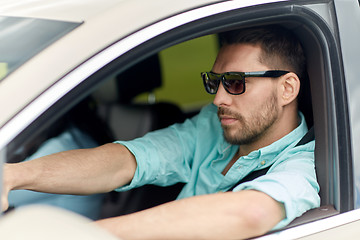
[1,190,9,212]
[2,163,11,212]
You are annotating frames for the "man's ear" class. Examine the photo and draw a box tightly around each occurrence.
[279,72,300,106]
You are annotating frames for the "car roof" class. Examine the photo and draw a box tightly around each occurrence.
[0,0,224,22]
[0,0,124,22]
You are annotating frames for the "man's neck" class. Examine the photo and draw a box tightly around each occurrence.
[241,110,300,156]
[222,148,241,175]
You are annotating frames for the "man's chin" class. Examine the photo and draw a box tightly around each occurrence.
[223,129,257,145]
[223,131,241,145]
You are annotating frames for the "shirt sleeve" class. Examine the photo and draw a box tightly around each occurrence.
[113,105,216,192]
[232,140,320,230]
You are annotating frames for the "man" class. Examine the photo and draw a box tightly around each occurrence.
[2,25,320,239]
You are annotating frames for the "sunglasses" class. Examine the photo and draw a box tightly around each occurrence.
[201,70,289,95]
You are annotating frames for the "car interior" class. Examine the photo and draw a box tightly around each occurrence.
[3,2,354,235]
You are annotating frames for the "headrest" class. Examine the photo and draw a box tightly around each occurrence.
[115,54,161,103]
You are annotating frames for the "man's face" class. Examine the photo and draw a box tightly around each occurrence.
[212,44,281,146]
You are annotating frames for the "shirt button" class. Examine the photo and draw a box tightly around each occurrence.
[261,160,266,165]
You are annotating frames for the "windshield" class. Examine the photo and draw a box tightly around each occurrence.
[0,16,80,81]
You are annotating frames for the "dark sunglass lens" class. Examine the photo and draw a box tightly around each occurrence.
[203,73,219,94]
[223,75,244,94]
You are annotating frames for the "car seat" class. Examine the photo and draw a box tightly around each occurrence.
[93,54,186,218]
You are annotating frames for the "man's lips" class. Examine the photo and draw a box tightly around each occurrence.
[219,115,238,125]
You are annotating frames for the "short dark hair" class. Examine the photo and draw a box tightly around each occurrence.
[220,25,307,81]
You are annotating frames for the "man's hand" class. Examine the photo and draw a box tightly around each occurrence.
[1,183,9,212]
[2,164,12,212]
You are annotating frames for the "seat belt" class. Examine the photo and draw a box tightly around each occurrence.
[227,126,315,191]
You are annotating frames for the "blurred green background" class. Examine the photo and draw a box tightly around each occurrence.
[136,34,219,112]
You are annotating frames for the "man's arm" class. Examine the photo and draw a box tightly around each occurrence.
[96,190,285,240]
[2,143,136,211]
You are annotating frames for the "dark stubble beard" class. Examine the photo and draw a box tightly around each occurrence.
[218,93,279,145]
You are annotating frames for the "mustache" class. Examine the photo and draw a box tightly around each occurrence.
[217,107,243,120]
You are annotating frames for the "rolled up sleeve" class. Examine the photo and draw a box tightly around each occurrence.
[233,141,320,229]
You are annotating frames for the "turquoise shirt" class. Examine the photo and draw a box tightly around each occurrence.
[115,104,320,229]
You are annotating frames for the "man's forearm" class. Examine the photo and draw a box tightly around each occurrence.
[96,190,285,240]
[4,143,136,195]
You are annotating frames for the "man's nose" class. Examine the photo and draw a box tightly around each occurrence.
[213,82,233,107]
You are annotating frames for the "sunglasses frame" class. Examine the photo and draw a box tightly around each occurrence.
[201,70,290,95]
